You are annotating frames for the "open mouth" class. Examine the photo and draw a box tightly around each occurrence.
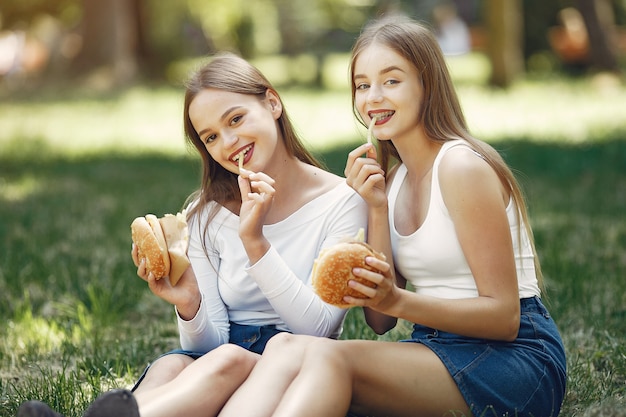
[231,144,253,166]
[369,110,394,124]
[366,111,394,144]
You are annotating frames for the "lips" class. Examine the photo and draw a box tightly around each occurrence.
[369,110,394,124]
[230,144,253,165]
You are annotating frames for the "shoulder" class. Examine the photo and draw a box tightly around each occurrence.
[311,171,367,213]
[315,165,344,183]
[439,144,491,181]
[438,144,507,210]
[306,165,345,193]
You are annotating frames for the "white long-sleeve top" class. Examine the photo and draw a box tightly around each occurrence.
[178,181,368,353]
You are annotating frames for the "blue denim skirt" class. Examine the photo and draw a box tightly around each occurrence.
[132,322,288,390]
[401,297,567,417]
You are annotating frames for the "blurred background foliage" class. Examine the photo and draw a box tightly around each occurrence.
[1,0,625,92]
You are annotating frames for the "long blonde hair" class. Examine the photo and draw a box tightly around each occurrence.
[350,16,544,288]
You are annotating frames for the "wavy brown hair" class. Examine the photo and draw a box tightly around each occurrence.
[350,16,544,288]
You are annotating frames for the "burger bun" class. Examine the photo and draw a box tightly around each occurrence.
[312,241,385,308]
[131,211,190,285]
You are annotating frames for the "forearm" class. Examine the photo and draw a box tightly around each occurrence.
[366,205,395,280]
[175,289,202,321]
[388,290,521,341]
[363,204,400,334]
[241,235,271,266]
[177,294,230,351]
[183,241,231,351]
[250,246,347,337]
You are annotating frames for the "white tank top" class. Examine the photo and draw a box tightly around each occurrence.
[387,140,540,299]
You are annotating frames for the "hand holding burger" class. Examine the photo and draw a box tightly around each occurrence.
[312,229,385,308]
[130,211,190,286]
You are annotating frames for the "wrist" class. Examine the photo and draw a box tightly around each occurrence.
[381,287,405,318]
[368,205,389,233]
[369,204,388,221]
[177,293,201,321]
[242,237,270,265]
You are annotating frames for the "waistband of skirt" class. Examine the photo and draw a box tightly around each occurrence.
[519,295,547,314]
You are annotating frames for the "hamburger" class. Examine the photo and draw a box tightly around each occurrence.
[130,211,190,286]
[312,229,385,308]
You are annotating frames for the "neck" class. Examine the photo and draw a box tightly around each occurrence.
[393,130,441,180]
[263,156,318,224]
[266,154,306,193]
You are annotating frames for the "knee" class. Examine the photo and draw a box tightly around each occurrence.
[150,353,194,376]
[137,354,194,391]
[220,344,260,372]
[263,332,314,355]
[260,333,331,376]
[196,344,259,380]
[304,338,346,367]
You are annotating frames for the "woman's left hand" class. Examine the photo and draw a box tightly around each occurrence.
[342,255,399,312]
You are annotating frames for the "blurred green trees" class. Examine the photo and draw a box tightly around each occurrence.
[0,0,624,89]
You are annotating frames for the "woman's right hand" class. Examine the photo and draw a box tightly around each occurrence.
[343,255,400,314]
[131,244,201,320]
[345,143,387,208]
[237,168,274,264]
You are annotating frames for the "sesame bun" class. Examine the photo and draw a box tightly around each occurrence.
[312,241,385,308]
[131,211,189,285]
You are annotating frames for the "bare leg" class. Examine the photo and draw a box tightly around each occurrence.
[135,344,260,417]
[218,333,318,417]
[273,338,350,417]
[133,354,195,394]
[273,339,470,417]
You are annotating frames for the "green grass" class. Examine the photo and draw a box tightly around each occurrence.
[1,61,626,416]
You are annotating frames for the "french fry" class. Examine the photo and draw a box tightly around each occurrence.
[366,116,378,145]
[238,150,245,171]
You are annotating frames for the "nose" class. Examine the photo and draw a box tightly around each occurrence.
[366,84,383,104]
[222,129,239,148]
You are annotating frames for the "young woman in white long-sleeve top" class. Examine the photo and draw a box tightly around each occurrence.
[16,52,367,417]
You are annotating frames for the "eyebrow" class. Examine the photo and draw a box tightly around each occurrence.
[354,65,405,81]
[197,105,242,136]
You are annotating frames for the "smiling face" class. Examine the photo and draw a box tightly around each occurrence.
[188,88,283,173]
[353,43,424,144]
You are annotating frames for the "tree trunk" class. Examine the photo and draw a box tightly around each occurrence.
[72,0,141,84]
[576,0,620,72]
[485,0,524,88]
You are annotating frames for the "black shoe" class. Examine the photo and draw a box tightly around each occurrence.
[16,401,64,417]
[82,389,139,417]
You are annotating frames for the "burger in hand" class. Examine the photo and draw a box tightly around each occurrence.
[312,229,385,308]
[130,211,190,286]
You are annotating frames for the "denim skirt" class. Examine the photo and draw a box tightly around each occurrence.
[132,322,288,390]
[401,297,567,417]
